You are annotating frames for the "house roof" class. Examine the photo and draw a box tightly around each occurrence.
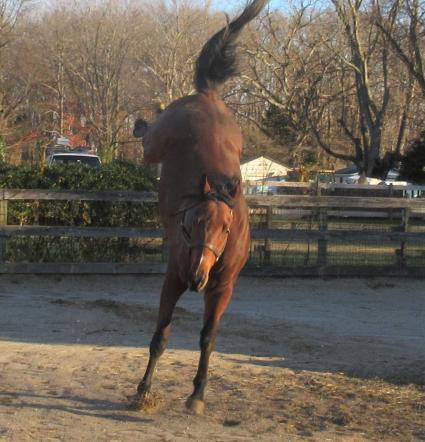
[240,155,291,182]
[240,155,290,169]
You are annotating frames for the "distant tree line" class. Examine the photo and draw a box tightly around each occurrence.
[1,0,425,180]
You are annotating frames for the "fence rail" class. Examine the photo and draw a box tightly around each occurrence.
[1,187,425,277]
[247,195,425,210]
[245,180,425,188]
[244,180,425,192]
[3,188,425,208]
[1,189,158,202]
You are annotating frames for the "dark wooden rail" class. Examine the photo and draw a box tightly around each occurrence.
[1,188,425,276]
[1,189,158,202]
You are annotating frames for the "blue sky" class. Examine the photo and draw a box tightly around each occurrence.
[210,0,332,13]
[211,0,286,12]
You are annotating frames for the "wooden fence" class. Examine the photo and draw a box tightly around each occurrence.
[244,180,425,198]
[1,187,425,277]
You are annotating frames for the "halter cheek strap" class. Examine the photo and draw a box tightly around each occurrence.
[180,208,231,262]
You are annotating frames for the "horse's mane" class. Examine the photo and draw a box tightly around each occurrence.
[203,188,236,208]
[194,0,267,92]
[181,189,236,209]
[179,177,239,212]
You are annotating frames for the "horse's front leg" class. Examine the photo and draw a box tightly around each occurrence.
[186,284,233,415]
[129,272,186,410]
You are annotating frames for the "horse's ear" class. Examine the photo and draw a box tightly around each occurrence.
[202,175,212,195]
[228,177,240,197]
[133,118,149,138]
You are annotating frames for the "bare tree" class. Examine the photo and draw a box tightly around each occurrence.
[241,0,418,178]
[1,0,423,169]
[306,0,392,180]
[240,3,346,166]
[133,0,222,106]
[60,3,141,161]
[376,0,425,96]
[0,0,29,130]
[0,0,27,50]
[32,7,72,140]
[241,6,308,138]
[0,2,39,162]
[374,0,423,159]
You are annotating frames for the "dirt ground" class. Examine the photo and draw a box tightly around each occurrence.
[0,275,424,441]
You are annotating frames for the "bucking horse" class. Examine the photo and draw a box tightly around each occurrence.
[131,0,267,415]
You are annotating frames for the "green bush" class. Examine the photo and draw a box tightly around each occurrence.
[0,161,161,263]
[0,161,158,227]
[0,160,157,191]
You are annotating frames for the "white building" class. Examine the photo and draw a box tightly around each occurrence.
[240,156,290,183]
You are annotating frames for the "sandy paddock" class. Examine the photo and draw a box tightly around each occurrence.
[0,275,424,441]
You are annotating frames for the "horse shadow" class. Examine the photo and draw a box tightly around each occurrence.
[0,391,154,424]
[0,391,154,423]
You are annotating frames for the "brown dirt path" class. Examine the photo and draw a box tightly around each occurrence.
[0,275,424,441]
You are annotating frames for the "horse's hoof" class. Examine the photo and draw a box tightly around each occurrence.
[186,397,205,416]
[127,392,160,412]
[126,393,145,411]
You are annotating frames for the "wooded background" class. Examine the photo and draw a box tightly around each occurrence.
[1,0,425,179]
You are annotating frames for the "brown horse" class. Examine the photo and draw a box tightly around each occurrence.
[131,0,266,415]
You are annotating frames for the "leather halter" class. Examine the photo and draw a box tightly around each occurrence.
[179,201,232,262]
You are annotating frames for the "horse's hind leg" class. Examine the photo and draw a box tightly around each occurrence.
[130,272,186,410]
[186,284,233,415]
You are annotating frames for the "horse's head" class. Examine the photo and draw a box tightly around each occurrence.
[182,176,238,292]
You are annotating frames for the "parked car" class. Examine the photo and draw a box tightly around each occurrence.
[47,152,101,169]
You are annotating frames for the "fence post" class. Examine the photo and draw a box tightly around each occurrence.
[397,208,410,269]
[0,190,7,262]
[264,206,273,266]
[311,180,322,196]
[317,207,328,266]
[388,183,394,221]
[316,181,322,196]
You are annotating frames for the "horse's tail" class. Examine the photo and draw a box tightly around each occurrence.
[194,0,267,93]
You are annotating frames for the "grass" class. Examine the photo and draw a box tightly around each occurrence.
[249,239,425,267]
